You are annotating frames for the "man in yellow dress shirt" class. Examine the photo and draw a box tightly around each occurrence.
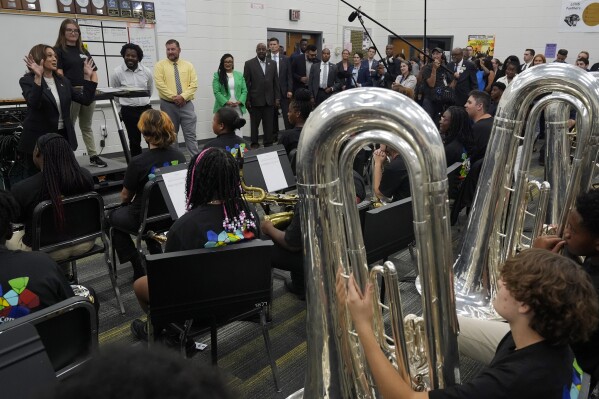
[153,39,199,156]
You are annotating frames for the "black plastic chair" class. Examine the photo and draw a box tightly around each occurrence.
[31,192,124,314]
[362,197,415,265]
[0,296,98,380]
[109,178,174,284]
[144,239,281,392]
[0,322,56,397]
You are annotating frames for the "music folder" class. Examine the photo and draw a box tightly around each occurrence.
[242,145,296,193]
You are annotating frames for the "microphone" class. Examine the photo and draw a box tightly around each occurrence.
[348,7,361,22]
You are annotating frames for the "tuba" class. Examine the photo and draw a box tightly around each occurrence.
[288,88,459,398]
[454,63,599,318]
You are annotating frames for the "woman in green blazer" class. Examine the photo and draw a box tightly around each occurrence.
[212,54,248,137]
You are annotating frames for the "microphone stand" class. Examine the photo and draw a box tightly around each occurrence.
[342,0,454,76]
[353,10,388,71]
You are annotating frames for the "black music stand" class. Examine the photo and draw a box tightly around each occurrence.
[154,162,189,220]
[95,88,150,164]
[243,145,296,192]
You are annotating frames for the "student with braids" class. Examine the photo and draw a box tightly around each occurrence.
[438,106,470,199]
[202,106,248,150]
[278,88,313,156]
[130,147,258,339]
[9,133,94,262]
[0,189,74,325]
[107,109,186,281]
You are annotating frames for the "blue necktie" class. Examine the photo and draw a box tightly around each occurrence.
[174,62,183,95]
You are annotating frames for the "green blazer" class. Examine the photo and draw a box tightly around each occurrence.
[212,70,248,114]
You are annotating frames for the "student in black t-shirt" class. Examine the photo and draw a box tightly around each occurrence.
[202,107,248,151]
[54,19,107,168]
[10,134,94,262]
[534,189,599,395]
[131,147,259,339]
[278,88,313,157]
[0,190,74,325]
[439,107,469,199]
[464,90,494,165]
[341,248,599,399]
[107,110,186,281]
[372,144,410,203]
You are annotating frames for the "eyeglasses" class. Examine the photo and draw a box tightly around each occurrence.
[65,28,80,34]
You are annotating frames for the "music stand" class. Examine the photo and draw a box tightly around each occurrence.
[243,145,296,193]
[154,163,188,220]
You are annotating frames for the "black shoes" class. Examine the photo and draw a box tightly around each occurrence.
[130,319,198,358]
[131,319,148,341]
[90,155,108,168]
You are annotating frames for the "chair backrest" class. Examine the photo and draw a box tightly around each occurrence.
[0,296,98,380]
[0,322,56,396]
[139,178,174,234]
[145,239,274,328]
[31,192,105,252]
[362,197,414,264]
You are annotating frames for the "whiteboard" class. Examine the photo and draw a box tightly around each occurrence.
[0,13,158,100]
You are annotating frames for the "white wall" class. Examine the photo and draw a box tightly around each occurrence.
[4,0,597,156]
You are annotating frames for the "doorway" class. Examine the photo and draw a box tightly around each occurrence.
[389,36,453,60]
[267,29,322,57]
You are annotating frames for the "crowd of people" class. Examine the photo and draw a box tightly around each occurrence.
[4,19,599,397]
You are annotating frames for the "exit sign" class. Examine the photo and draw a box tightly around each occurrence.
[289,9,300,21]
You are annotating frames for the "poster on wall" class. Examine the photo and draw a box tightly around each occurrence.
[560,0,599,32]
[343,26,373,54]
[154,0,187,33]
[467,35,495,57]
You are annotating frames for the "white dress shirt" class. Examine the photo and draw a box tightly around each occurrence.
[110,63,153,107]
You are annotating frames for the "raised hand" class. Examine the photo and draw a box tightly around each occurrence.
[83,58,95,78]
[24,54,44,77]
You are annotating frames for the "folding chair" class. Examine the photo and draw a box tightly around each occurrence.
[0,296,98,380]
[109,178,174,282]
[144,239,281,392]
[32,192,124,314]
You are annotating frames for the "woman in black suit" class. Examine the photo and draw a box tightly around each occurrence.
[347,51,372,89]
[19,44,97,176]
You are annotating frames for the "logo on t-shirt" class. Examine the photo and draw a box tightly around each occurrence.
[0,277,40,324]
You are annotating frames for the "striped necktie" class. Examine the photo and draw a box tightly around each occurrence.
[173,62,183,95]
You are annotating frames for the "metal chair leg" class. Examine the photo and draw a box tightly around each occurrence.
[210,322,218,365]
[106,228,125,314]
[260,310,282,392]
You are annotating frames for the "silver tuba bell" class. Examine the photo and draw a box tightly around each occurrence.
[454,63,599,318]
[287,88,459,398]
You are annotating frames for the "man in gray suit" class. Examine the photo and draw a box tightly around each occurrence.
[268,37,293,135]
[308,48,341,106]
[244,42,280,148]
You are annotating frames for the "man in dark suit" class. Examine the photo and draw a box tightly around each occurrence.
[243,42,280,148]
[361,46,379,79]
[289,38,308,63]
[308,48,342,106]
[268,37,293,133]
[447,47,478,107]
[291,44,318,94]
[381,44,401,82]
[520,48,534,72]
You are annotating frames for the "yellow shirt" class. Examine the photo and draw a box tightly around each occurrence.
[153,58,198,102]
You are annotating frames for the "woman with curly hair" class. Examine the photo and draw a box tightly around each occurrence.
[107,109,186,281]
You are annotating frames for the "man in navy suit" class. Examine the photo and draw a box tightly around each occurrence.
[447,47,478,107]
[244,43,280,148]
[290,38,308,63]
[291,44,318,94]
[308,48,342,106]
[268,37,293,133]
[361,46,379,79]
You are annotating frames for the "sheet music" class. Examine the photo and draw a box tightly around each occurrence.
[161,169,188,218]
[256,152,288,192]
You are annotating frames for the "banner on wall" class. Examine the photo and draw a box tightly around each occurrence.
[343,26,373,54]
[560,0,599,32]
[467,35,495,57]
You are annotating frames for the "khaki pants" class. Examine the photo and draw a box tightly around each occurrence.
[457,314,510,365]
[71,100,98,157]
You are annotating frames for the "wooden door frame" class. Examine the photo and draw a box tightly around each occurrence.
[267,29,322,57]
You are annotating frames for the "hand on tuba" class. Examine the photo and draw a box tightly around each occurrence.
[532,235,565,253]
[345,273,375,334]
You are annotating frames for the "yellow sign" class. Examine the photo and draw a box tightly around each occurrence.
[467,35,495,57]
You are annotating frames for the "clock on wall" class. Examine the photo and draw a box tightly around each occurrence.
[91,0,106,15]
[20,0,40,11]
[57,0,74,13]
[107,0,119,17]
[75,0,90,14]
[119,0,132,17]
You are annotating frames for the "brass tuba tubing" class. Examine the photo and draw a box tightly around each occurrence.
[292,88,459,398]
[454,63,599,319]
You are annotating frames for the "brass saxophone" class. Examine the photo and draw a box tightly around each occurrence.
[287,88,459,398]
